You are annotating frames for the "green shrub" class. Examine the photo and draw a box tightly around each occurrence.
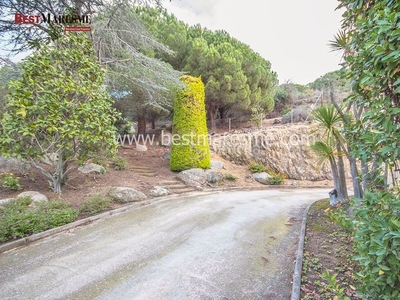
[225,174,237,181]
[249,163,267,173]
[1,172,22,190]
[113,156,127,170]
[0,197,77,242]
[79,194,111,216]
[352,191,400,299]
[267,170,287,185]
[170,75,210,171]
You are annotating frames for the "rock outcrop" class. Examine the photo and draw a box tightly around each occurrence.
[177,168,207,190]
[78,163,104,174]
[150,186,170,197]
[210,124,339,181]
[108,187,147,203]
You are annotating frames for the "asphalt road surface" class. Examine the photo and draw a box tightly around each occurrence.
[0,189,329,300]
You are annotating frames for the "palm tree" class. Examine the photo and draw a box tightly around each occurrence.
[310,141,343,204]
[311,104,349,202]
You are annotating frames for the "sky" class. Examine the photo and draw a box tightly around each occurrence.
[163,0,344,85]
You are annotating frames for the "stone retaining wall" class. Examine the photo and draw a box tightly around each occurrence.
[210,124,336,181]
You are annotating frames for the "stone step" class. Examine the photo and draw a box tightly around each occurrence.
[130,167,153,172]
[169,187,197,194]
[133,171,156,175]
[163,184,188,189]
[138,173,157,177]
[160,180,183,185]
[130,166,157,177]
[158,180,197,194]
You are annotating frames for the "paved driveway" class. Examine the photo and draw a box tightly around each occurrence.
[0,189,329,300]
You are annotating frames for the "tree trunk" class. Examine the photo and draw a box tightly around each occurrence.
[219,107,228,124]
[349,155,363,198]
[53,151,66,194]
[361,160,369,192]
[336,144,348,201]
[137,115,146,136]
[329,156,342,206]
[208,105,217,133]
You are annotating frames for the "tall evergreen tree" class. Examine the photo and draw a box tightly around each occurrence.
[170,76,210,171]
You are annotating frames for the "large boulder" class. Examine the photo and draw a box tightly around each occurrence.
[78,163,105,174]
[0,157,30,174]
[150,186,170,197]
[17,191,48,204]
[108,187,147,203]
[177,168,207,189]
[206,170,224,184]
[253,172,272,185]
[210,160,224,170]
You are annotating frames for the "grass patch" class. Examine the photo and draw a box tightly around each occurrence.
[0,197,78,243]
[79,194,111,216]
[113,156,127,171]
[225,174,237,181]
[249,163,267,173]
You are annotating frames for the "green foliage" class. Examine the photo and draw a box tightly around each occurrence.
[249,163,267,173]
[352,191,400,299]
[225,174,237,181]
[249,163,286,184]
[170,76,211,171]
[328,203,354,232]
[338,0,400,180]
[0,197,78,242]
[137,7,278,128]
[272,83,308,115]
[321,269,351,300]
[0,33,119,193]
[334,0,400,296]
[79,194,111,216]
[0,172,22,190]
[113,156,127,171]
[0,62,21,114]
[310,104,348,202]
[250,105,264,127]
[266,170,287,185]
[307,70,350,92]
[114,119,135,135]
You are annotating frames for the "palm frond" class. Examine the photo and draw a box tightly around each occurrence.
[328,30,351,59]
[310,140,334,170]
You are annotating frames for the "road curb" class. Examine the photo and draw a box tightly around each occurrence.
[290,199,316,300]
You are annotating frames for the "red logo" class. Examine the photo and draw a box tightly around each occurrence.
[14,13,40,24]
[14,12,92,31]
